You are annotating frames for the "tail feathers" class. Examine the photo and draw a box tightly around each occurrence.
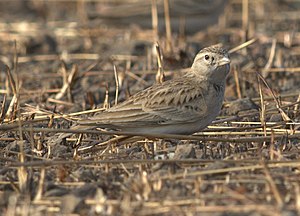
[47,124,97,146]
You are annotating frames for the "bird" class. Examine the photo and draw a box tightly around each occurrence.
[77,45,230,135]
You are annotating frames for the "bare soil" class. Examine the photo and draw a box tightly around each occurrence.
[0,1,300,215]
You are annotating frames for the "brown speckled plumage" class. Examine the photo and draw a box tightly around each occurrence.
[78,45,230,135]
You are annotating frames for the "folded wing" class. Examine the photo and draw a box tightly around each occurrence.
[78,77,208,128]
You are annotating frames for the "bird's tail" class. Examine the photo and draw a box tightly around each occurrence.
[46,124,97,147]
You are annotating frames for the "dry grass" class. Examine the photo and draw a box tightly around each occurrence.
[0,0,300,215]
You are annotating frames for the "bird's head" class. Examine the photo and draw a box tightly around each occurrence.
[191,45,230,84]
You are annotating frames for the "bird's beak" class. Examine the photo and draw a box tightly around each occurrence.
[218,56,230,66]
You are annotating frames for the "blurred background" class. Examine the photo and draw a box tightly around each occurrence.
[1,1,300,216]
[0,0,299,108]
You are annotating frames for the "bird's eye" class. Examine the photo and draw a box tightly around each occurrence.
[204,55,209,60]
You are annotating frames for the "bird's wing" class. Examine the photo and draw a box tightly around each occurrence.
[78,77,209,127]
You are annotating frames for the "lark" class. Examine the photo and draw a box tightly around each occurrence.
[78,45,230,135]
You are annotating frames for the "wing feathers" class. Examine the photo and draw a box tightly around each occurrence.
[78,76,209,128]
